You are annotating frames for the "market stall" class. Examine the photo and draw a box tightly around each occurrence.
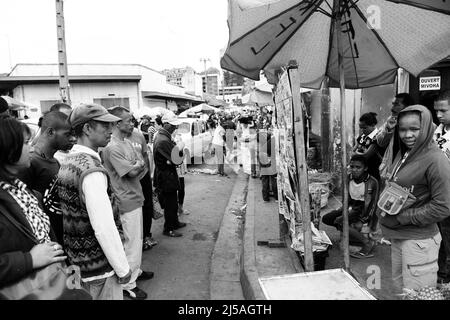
[272,65,332,271]
[221,0,450,274]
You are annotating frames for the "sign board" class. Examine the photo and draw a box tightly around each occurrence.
[259,269,376,300]
[419,76,441,91]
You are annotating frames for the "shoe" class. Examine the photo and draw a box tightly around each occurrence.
[163,230,182,237]
[263,198,270,202]
[142,237,158,251]
[137,271,154,281]
[142,241,152,251]
[350,251,375,259]
[147,237,158,247]
[174,222,187,229]
[350,240,375,259]
[178,205,190,215]
[123,287,148,300]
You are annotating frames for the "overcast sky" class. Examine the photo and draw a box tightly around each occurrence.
[0,0,229,74]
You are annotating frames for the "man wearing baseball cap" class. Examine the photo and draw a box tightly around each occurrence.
[153,111,187,237]
[56,103,132,299]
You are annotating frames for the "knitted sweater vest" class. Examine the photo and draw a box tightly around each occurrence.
[57,152,122,279]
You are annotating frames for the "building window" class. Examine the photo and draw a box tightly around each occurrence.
[93,98,130,110]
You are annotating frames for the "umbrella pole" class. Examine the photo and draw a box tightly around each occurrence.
[335,0,350,271]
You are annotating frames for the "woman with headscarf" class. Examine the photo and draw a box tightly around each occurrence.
[379,105,450,292]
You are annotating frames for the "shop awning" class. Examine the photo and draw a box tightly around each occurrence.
[142,91,204,103]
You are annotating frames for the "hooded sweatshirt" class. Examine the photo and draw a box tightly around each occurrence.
[379,105,450,240]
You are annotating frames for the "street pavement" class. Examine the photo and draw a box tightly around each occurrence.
[138,164,237,300]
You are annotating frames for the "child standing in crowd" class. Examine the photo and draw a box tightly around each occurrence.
[322,155,379,258]
[433,90,450,285]
[379,105,450,292]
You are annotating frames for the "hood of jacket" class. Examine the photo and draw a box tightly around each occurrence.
[391,104,437,167]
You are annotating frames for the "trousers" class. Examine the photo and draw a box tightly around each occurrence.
[261,174,277,200]
[82,276,123,300]
[120,207,143,290]
[140,171,154,238]
[438,218,450,282]
[161,191,180,232]
[178,177,185,205]
[391,233,441,291]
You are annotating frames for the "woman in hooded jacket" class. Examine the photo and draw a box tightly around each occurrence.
[379,105,450,291]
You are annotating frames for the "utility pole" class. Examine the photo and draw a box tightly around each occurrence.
[55,0,71,105]
[200,58,210,95]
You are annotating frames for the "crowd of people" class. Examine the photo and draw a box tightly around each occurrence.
[322,90,450,293]
[1,88,450,299]
[0,99,192,300]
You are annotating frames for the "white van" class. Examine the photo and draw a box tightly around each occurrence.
[176,117,212,160]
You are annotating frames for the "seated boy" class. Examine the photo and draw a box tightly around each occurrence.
[322,154,379,258]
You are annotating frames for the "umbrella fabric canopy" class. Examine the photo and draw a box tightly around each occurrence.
[133,106,171,119]
[179,104,220,117]
[221,0,450,89]
[1,95,34,111]
[241,89,274,106]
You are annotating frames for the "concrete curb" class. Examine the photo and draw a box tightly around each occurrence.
[240,176,266,300]
[209,172,249,300]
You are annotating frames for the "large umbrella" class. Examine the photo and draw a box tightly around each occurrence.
[1,95,36,111]
[221,0,450,270]
[241,89,274,106]
[179,103,220,117]
[221,0,450,88]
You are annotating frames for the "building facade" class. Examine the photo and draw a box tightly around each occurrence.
[161,66,203,96]
[0,64,203,118]
[199,67,220,96]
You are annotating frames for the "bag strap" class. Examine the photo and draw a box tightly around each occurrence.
[0,202,38,245]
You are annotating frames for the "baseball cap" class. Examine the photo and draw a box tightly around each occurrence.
[161,111,183,126]
[69,103,121,127]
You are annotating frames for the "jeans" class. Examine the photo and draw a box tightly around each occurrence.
[391,233,441,291]
[140,171,154,239]
[81,276,123,300]
[161,191,180,232]
[438,218,450,282]
[120,207,143,290]
[261,174,277,200]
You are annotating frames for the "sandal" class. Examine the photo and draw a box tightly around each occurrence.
[350,251,374,259]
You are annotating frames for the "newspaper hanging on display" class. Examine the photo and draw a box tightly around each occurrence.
[274,70,300,240]
[274,69,332,256]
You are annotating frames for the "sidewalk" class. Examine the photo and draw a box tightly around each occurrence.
[241,176,303,300]
[241,177,400,300]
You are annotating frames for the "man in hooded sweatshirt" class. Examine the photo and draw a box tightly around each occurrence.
[379,105,450,292]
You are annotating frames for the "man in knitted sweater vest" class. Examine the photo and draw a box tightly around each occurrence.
[58,103,131,300]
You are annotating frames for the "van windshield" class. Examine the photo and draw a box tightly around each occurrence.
[177,122,191,134]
